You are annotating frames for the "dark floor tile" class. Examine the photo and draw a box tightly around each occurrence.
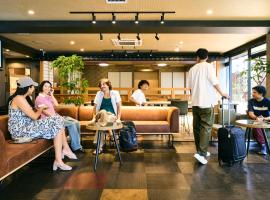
[145,162,180,174]
[105,172,147,189]
[109,162,146,173]
[146,173,190,190]
[148,189,190,200]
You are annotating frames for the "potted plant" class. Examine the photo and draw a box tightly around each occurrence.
[52,55,88,105]
[240,57,270,85]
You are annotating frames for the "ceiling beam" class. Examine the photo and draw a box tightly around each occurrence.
[0,20,269,34]
[0,35,40,57]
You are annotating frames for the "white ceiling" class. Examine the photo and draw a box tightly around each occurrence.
[1,33,264,53]
[0,0,269,54]
[0,0,270,20]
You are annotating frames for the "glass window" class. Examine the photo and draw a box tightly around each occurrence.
[251,43,266,55]
[231,52,248,114]
[251,55,267,88]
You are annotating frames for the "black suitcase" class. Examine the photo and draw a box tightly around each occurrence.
[218,97,246,166]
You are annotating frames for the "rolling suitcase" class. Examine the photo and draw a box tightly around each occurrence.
[218,97,246,166]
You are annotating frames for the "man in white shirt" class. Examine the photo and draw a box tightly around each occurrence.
[130,80,149,106]
[188,48,228,164]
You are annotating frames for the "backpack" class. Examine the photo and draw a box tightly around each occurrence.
[119,121,138,152]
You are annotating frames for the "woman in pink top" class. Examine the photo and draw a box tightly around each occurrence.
[35,81,83,154]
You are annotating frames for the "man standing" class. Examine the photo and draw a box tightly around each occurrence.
[188,48,228,164]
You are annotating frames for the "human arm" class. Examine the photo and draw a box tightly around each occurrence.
[50,89,59,106]
[15,96,45,120]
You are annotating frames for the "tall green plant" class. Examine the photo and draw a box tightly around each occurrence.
[241,57,270,85]
[52,55,88,105]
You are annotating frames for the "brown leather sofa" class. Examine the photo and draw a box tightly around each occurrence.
[0,105,179,181]
[55,106,179,134]
[0,115,53,181]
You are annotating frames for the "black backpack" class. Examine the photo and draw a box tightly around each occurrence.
[119,121,138,152]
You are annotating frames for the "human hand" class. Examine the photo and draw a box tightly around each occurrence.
[116,119,122,124]
[221,94,230,100]
[256,115,264,122]
[37,104,48,110]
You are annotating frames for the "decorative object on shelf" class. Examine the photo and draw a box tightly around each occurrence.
[52,54,89,105]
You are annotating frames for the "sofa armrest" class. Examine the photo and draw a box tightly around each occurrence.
[0,129,8,180]
[167,107,179,133]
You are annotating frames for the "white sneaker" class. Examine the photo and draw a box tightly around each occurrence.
[194,153,208,165]
[206,152,211,157]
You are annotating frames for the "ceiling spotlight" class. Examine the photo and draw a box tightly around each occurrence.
[70,41,75,45]
[80,48,84,52]
[174,47,180,52]
[135,13,139,24]
[25,55,30,58]
[149,50,152,57]
[92,13,96,24]
[99,63,109,67]
[158,63,167,67]
[5,49,10,52]
[117,33,121,40]
[112,13,116,24]
[111,51,114,57]
[125,51,128,57]
[99,33,103,41]
[160,13,165,24]
[155,33,159,40]
[206,9,213,15]
[28,10,35,15]
[179,41,184,44]
[137,51,140,57]
[136,33,140,41]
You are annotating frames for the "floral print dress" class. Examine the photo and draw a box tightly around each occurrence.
[8,104,64,139]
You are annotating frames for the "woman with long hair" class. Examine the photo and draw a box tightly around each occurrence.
[35,80,84,153]
[8,77,75,171]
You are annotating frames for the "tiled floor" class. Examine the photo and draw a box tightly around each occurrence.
[1,140,270,200]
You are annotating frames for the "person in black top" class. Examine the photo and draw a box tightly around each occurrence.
[248,85,270,155]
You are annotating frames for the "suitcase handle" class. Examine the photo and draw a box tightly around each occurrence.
[221,96,231,127]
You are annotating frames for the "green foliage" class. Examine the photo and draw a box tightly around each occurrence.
[63,97,84,106]
[52,55,88,105]
[241,57,270,85]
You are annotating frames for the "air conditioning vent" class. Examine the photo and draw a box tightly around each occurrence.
[112,39,142,47]
[106,0,127,4]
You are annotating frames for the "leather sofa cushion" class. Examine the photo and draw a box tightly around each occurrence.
[5,139,53,172]
[133,121,170,133]
[121,107,168,121]
[55,105,78,120]
[79,106,94,121]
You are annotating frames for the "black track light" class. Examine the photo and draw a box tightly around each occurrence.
[117,33,121,40]
[112,13,116,24]
[135,13,139,24]
[150,50,152,57]
[125,51,128,57]
[155,33,159,40]
[92,13,96,24]
[136,33,140,41]
[160,13,165,24]
[111,51,114,57]
[99,33,103,41]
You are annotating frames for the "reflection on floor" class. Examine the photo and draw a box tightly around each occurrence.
[1,140,270,200]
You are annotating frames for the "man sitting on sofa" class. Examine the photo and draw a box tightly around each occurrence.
[248,85,270,155]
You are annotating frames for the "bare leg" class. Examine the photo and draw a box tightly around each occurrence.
[61,129,73,153]
[53,129,65,165]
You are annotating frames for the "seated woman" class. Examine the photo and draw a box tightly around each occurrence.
[35,81,84,153]
[8,77,76,171]
[248,85,270,155]
[130,80,149,106]
[92,78,122,154]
